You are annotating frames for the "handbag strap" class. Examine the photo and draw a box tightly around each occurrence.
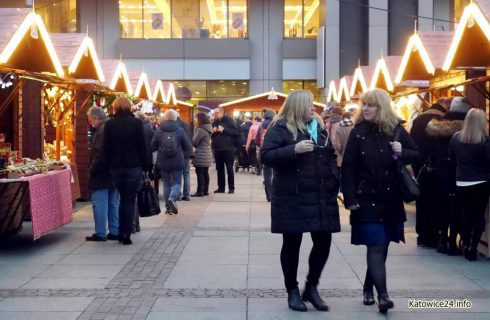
[392,125,403,170]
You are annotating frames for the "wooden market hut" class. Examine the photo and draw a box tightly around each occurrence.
[337,76,352,103]
[105,59,133,96]
[349,65,370,99]
[369,55,402,93]
[153,80,194,123]
[0,8,66,161]
[219,91,326,114]
[51,33,107,201]
[327,80,338,103]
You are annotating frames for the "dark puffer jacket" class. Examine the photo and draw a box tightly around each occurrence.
[193,124,213,168]
[211,115,240,151]
[151,120,192,172]
[88,122,111,191]
[425,111,466,195]
[260,119,341,234]
[341,121,419,225]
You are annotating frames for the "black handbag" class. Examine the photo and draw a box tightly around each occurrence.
[137,172,161,217]
[393,126,420,203]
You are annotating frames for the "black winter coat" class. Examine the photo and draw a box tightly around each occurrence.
[88,122,111,191]
[241,121,253,145]
[425,111,466,195]
[341,121,419,225]
[176,118,193,158]
[211,115,240,151]
[104,110,148,171]
[151,120,192,171]
[260,119,341,234]
[449,133,490,182]
[142,120,154,169]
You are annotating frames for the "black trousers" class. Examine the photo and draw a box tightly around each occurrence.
[215,150,235,191]
[195,166,210,194]
[111,167,142,237]
[281,232,332,291]
[457,182,490,244]
[416,168,439,245]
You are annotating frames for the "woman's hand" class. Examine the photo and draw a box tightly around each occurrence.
[347,203,360,210]
[390,141,402,157]
[294,140,315,154]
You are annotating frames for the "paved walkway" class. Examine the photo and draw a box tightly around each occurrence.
[1,169,490,320]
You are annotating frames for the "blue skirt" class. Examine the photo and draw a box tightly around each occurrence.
[351,222,405,246]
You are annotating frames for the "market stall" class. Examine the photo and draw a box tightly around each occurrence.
[220,90,326,115]
[153,80,194,123]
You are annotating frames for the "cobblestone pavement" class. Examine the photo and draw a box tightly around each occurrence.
[1,170,490,320]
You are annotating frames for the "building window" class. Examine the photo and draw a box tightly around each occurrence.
[284,0,319,38]
[165,80,249,104]
[454,0,470,22]
[283,80,322,102]
[0,0,78,33]
[119,0,247,39]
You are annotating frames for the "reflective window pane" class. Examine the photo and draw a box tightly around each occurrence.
[120,0,144,38]
[144,0,171,38]
[304,0,319,38]
[171,0,200,38]
[229,0,247,38]
[200,0,228,38]
[35,0,77,33]
[284,0,303,38]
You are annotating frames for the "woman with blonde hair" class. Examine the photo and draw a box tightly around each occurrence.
[341,89,419,313]
[104,97,148,245]
[449,108,490,261]
[260,90,340,312]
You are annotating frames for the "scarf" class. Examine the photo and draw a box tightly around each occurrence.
[306,118,318,143]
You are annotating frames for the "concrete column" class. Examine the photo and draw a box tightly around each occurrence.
[77,0,98,40]
[324,0,339,82]
[249,0,283,95]
[388,0,417,55]
[434,0,451,31]
[369,0,388,64]
[418,0,434,32]
[340,0,369,76]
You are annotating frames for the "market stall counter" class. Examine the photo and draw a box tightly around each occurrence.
[0,168,73,240]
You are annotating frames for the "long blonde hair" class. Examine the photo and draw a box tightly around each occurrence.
[271,90,324,140]
[459,108,488,144]
[356,89,401,135]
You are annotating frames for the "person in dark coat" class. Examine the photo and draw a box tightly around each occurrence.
[192,112,213,197]
[409,99,449,252]
[239,115,253,169]
[259,109,276,201]
[103,98,148,245]
[134,112,155,233]
[86,107,120,242]
[176,116,193,201]
[261,90,340,313]
[449,108,490,261]
[152,110,192,215]
[211,107,239,193]
[342,89,419,313]
[425,97,471,254]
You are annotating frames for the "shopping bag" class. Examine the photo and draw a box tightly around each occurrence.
[137,172,161,217]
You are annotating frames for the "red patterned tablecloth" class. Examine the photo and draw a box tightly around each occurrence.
[19,169,73,240]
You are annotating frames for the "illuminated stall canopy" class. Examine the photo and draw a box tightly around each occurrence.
[107,60,133,95]
[337,77,351,103]
[0,9,64,76]
[133,71,153,100]
[369,56,401,92]
[220,91,326,114]
[327,80,338,102]
[51,33,105,82]
[350,66,369,98]
[443,1,490,70]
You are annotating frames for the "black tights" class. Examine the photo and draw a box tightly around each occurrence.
[280,232,332,291]
[364,245,389,297]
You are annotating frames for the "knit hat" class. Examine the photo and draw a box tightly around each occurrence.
[449,97,471,114]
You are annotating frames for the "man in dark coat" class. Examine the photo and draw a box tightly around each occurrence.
[425,97,471,254]
[134,112,154,232]
[211,107,239,193]
[152,110,192,214]
[409,99,449,251]
[86,107,120,242]
[176,116,193,201]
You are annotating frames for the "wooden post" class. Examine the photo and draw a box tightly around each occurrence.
[21,80,43,159]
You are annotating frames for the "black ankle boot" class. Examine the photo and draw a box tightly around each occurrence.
[377,294,394,313]
[302,283,329,311]
[363,288,375,305]
[287,288,307,312]
[436,235,448,254]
